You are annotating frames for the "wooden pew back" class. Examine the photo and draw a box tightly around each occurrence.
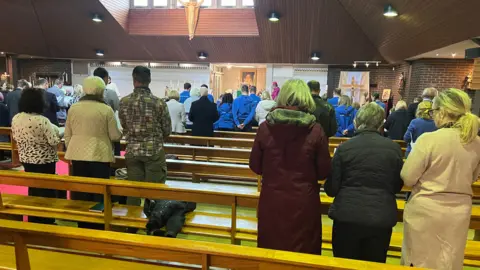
[0,219,417,270]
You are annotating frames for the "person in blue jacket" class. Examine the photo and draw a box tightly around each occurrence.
[328,88,342,108]
[335,95,355,137]
[373,92,386,110]
[403,100,437,157]
[233,85,255,132]
[249,86,261,105]
[214,93,235,131]
[179,83,191,103]
[201,84,215,103]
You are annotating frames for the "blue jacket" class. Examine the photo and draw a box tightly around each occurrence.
[404,118,437,154]
[328,97,339,108]
[375,100,386,110]
[207,94,214,103]
[335,105,355,137]
[214,103,235,130]
[232,95,255,126]
[179,90,190,104]
[249,94,261,105]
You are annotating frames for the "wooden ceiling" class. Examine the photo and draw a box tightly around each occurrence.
[0,0,479,64]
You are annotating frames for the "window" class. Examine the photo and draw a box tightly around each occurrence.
[220,0,236,7]
[133,0,148,7]
[177,0,212,7]
[154,0,168,7]
[242,0,254,7]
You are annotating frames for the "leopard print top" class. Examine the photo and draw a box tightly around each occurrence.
[12,113,60,164]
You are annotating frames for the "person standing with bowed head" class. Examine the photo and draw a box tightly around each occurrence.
[232,85,255,132]
[12,88,61,225]
[325,102,403,263]
[65,76,122,229]
[401,89,480,269]
[249,79,331,255]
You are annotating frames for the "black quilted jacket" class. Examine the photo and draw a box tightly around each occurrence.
[324,130,404,228]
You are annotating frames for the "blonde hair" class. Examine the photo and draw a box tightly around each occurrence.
[433,88,479,144]
[422,87,438,99]
[190,88,201,97]
[352,102,360,110]
[83,76,105,96]
[168,90,180,101]
[260,91,271,101]
[395,100,407,110]
[73,84,84,97]
[416,100,433,119]
[276,79,315,113]
[339,95,352,106]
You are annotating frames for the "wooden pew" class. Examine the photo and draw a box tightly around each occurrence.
[0,220,419,270]
[185,129,257,139]
[0,127,19,168]
[0,170,479,252]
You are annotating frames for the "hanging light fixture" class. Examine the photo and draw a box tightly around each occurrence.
[95,50,104,57]
[269,12,280,22]
[198,52,208,60]
[376,62,379,67]
[353,62,357,68]
[392,67,395,71]
[365,62,370,68]
[310,52,320,61]
[384,4,398,17]
[92,14,103,23]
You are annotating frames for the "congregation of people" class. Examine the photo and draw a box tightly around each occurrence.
[2,64,480,270]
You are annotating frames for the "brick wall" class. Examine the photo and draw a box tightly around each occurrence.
[405,59,474,102]
[327,65,407,103]
[16,59,72,85]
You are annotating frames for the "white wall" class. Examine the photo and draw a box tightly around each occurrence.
[88,66,210,98]
[266,65,329,95]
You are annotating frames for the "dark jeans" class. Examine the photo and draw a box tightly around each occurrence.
[125,150,167,206]
[332,221,392,263]
[235,122,253,132]
[23,162,57,225]
[71,160,110,230]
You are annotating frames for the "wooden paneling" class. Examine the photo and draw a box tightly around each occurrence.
[471,59,480,90]
[129,9,259,36]
[339,0,480,63]
[99,0,130,30]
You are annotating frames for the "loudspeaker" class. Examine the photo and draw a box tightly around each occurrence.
[465,48,480,59]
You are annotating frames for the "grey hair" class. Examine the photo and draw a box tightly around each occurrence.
[73,84,84,97]
[54,78,64,86]
[190,88,201,97]
[34,78,48,88]
[354,102,385,131]
[422,87,438,100]
[82,76,105,96]
[200,86,209,96]
[17,79,30,89]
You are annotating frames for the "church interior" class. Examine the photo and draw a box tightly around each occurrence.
[0,0,480,269]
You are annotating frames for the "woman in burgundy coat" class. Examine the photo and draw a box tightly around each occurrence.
[249,79,332,255]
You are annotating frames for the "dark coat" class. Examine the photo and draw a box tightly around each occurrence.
[42,90,60,126]
[312,95,337,138]
[189,96,219,137]
[384,108,410,140]
[325,130,403,228]
[143,199,196,237]
[6,88,22,124]
[249,121,331,255]
[407,102,419,121]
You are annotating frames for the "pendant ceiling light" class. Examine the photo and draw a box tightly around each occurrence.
[384,4,398,17]
[269,12,280,22]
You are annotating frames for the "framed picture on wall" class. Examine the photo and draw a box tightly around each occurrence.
[241,70,257,86]
[382,89,391,101]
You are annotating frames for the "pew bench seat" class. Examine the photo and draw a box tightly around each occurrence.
[1,194,479,267]
[0,244,179,270]
[0,142,11,151]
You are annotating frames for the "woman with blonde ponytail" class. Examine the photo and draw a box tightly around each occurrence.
[400,88,480,269]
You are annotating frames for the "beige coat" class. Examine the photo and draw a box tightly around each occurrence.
[65,100,122,163]
[400,128,480,270]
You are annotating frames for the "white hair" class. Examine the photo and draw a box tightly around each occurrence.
[190,88,201,97]
[200,86,209,96]
[83,76,105,96]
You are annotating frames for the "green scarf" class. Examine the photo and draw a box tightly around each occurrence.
[266,108,316,127]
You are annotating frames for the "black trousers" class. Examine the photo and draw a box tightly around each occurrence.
[71,161,110,230]
[332,221,392,263]
[23,162,57,225]
[235,122,253,132]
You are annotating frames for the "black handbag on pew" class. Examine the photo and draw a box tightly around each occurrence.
[143,199,196,238]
